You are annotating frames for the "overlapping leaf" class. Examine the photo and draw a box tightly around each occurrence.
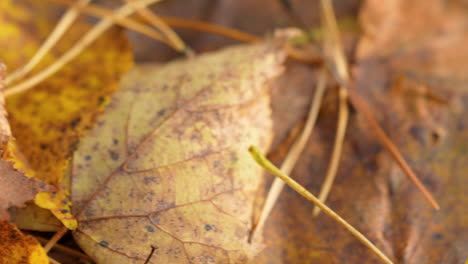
[1,0,133,229]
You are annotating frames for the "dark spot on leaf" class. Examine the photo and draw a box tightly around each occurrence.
[143,177,158,184]
[433,233,443,240]
[157,109,166,117]
[85,155,92,161]
[145,226,155,232]
[99,240,109,247]
[70,117,81,128]
[113,139,119,145]
[61,209,69,214]
[204,224,213,231]
[40,144,47,150]
[430,130,441,145]
[98,96,105,105]
[109,150,119,161]
[409,125,425,145]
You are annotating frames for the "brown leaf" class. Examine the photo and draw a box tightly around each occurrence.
[256,0,468,263]
[71,42,286,263]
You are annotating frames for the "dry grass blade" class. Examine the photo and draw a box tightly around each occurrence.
[249,69,327,242]
[4,0,164,97]
[248,146,394,264]
[125,0,187,52]
[48,0,171,46]
[312,0,350,215]
[5,0,90,86]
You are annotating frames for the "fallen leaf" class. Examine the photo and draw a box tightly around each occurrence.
[0,221,49,264]
[0,63,52,220]
[1,0,133,230]
[71,42,285,263]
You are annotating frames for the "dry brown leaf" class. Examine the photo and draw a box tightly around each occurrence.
[71,42,285,263]
[255,0,467,263]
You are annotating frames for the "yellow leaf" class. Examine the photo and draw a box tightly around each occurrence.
[1,0,133,229]
[0,221,49,264]
[72,42,285,263]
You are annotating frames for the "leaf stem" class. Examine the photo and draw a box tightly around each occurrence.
[313,0,350,215]
[35,235,93,261]
[43,225,68,253]
[248,146,394,264]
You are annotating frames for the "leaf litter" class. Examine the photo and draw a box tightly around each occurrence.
[0,0,466,263]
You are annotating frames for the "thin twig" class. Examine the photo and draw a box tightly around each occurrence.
[35,235,93,261]
[347,89,440,209]
[5,0,91,86]
[312,0,350,215]
[248,146,394,264]
[4,0,164,97]
[249,69,327,242]
[43,226,68,253]
[126,0,187,52]
[48,0,171,46]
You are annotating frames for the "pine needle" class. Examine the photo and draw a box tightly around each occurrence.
[48,0,171,47]
[125,0,188,52]
[248,146,394,264]
[313,0,350,215]
[160,16,261,43]
[249,69,327,242]
[318,0,440,211]
[313,84,349,216]
[347,89,441,209]
[4,0,165,97]
[5,0,91,86]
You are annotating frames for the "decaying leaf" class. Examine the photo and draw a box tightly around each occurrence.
[0,221,49,264]
[71,42,285,263]
[1,0,133,229]
[254,0,468,263]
